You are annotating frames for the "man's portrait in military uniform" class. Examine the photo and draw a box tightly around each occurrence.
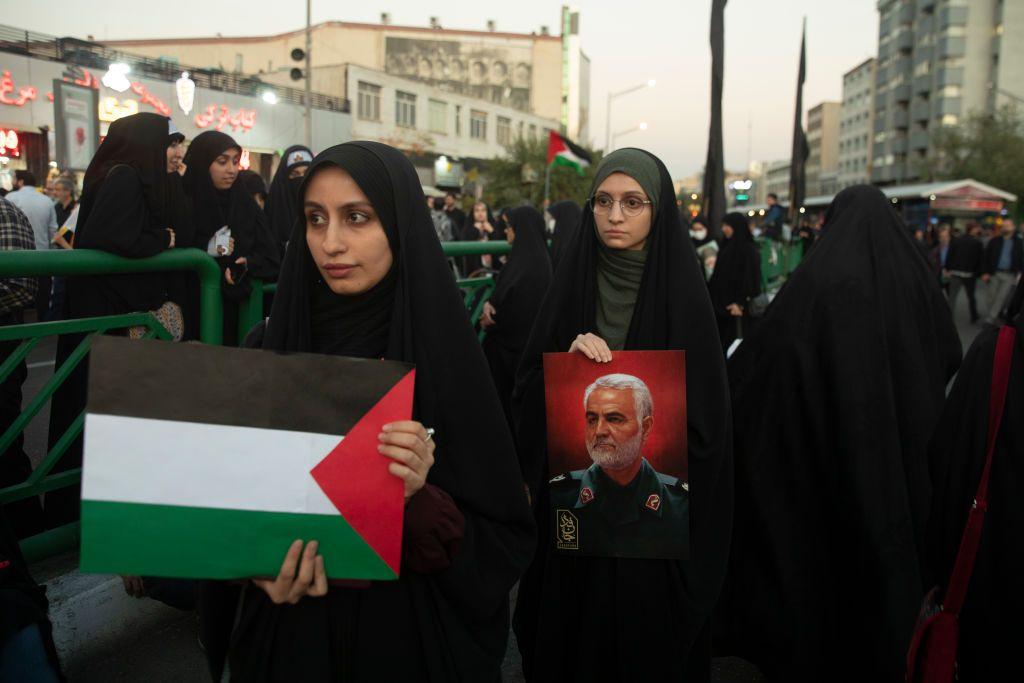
[546,369,689,560]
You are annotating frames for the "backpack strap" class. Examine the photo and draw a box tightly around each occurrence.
[942,325,1017,615]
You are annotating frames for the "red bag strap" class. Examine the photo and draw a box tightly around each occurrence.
[942,325,1017,615]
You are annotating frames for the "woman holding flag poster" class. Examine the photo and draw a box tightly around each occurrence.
[200,141,534,682]
[511,148,733,680]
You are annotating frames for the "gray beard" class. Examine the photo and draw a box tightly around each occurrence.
[587,430,643,471]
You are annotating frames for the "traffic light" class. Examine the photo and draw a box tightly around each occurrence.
[290,48,305,81]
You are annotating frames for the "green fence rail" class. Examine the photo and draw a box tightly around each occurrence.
[0,249,225,345]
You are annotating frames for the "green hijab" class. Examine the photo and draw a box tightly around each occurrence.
[590,149,662,350]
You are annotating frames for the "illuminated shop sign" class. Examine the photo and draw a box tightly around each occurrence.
[194,104,257,133]
[0,128,20,157]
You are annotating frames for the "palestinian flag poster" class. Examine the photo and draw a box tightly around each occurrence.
[79,336,414,581]
[546,130,592,176]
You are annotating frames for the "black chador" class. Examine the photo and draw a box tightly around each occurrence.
[512,148,733,681]
[717,185,962,682]
[200,142,534,683]
[482,206,553,428]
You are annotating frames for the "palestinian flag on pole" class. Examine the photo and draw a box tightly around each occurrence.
[547,130,592,176]
[79,337,413,581]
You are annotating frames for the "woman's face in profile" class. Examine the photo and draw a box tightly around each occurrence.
[303,166,394,296]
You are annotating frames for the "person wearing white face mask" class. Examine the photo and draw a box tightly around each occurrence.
[689,214,718,280]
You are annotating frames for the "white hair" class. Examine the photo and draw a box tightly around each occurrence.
[583,373,653,421]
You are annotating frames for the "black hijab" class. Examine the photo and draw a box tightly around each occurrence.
[707,211,760,314]
[486,205,553,353]
[236,169,268,205]
[511,148,733,680]
[266,144,312,245]
[236,141,534,681]
[546,200,582,271]
[718,185,962,681]
[182,131,279,279]
[77,112,170,235]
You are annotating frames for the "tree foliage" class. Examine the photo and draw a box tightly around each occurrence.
[479,136,602,210]
[923,104,1024,216]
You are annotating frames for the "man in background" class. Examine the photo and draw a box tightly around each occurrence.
[982,218,1022,324]
[6,171,57,321]
[945,222,984,324]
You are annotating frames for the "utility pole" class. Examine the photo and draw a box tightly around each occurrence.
[305,0,312,148]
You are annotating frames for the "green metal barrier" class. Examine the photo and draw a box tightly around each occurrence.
[0,249,225,560]
[758,239,804,293]
[0,314,173,562]
[0,249,225,345]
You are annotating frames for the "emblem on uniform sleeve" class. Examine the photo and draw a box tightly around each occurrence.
[556,509,579,550]
[645,494,661,511]
[579,486,594,505]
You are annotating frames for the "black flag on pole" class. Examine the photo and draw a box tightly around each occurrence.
[788,18,809,226]
[702,0,728,238]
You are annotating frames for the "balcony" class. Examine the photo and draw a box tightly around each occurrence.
[893,56,913,76]
[912,100,932,121]
[937,97,962,116]
[939,5,968,29]
[875,92,889,110]
[914,46,933,65]
[937,68,964,87]
[891,136,908,154]
[893,109,910,128]
[893,84,912,102]
[873,141,887,159]
[938,37,966,59]
[872,164,895,184]
[910,130,930,150]
[914,74,932,95]
[897,31,914,52]
[898,3,915,24]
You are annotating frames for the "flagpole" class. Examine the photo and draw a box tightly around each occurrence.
[544,162,551,204]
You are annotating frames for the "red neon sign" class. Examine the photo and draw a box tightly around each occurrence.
[0,71,37,107]
[195,104,257,133]
[0,128,19,157]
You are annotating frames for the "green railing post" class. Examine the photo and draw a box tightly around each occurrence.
[238,278,265,344]
[0,249,224,345]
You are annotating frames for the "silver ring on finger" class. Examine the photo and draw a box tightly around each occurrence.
[424,427,435,443]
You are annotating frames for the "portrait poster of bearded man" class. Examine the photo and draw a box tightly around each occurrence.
[542,350,688,559]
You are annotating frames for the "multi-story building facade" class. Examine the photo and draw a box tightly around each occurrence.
[104,10,591,144]
[806,101,841,197]
[838,58,876,189]
[345,64,559,188]
[871,0,1024,185]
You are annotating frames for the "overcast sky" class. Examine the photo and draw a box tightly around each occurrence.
[4,0,878,178]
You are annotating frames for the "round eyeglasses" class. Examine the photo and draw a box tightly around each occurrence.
[589,194,652,218]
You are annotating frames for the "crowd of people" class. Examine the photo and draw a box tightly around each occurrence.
[0,111,1021,682]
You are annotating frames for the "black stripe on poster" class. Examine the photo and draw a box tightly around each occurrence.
[87,337,413,435]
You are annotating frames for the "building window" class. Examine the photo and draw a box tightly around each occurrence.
[395,91,417,129]
[455,105,462,136]
[496,116,512,145]
[428,99,447,134]
[470,110,488,140]
[357,81,381,121]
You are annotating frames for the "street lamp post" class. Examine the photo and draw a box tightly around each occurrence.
[610,122,648,151]
[604,79,656,152]
[305,0,313,148]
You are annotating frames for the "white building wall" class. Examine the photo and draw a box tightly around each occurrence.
[345,64,560,161]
